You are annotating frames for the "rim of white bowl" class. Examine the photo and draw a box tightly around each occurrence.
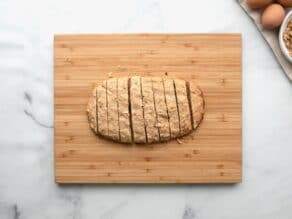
[279,10,292,63]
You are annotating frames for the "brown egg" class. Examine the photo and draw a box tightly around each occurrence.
[246,0,273,9]
[261,4,285,29]
[277,0,292,7]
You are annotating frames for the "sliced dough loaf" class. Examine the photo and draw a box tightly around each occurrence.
[87,76,204,144]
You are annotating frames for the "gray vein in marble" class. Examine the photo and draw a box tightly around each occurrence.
[23,91,53,129]
[71,195,81,219]
[100,200,128,219]
[13,204,20,219]
[24,92,32,105]
[23,109,53,129]
[56,185,83,219]
[182,205,196,219]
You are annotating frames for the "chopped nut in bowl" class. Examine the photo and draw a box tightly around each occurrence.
[279,10,292,63]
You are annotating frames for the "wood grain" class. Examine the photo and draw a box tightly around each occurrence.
[54,34,242,183]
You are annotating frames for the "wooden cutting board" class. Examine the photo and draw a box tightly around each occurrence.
[54,34,242,183]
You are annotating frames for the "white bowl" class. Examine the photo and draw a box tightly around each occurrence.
[279,10,292,63]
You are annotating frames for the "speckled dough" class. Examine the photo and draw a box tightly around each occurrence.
[117,77,132,143]
[189,82,204,129]
[87,76,204,144]
[163,78,180,138]
[152,77,170,142]
[96,81,108,137]
[130,76,147,143]
[141,77,159,143]
[107,78,119,141]
[86,86,97,133]
[174,79,192,136]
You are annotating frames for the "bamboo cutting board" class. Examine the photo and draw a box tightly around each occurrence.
[54,34,242,183]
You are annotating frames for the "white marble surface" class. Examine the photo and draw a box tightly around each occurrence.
[0,0,292,218]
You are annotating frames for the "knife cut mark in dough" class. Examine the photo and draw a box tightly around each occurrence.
[107,78,119,141]
[163,79,180,139]
[128,78,134,143]
[130,76,147,143]
[162,80,171,138]
[173,81,181,137]
[118,77,132,143]
[152,77,170,142]
[174,79,192,137]
[117,79,120,141]
[87,76,204,144]
[97,81,108,137]
[142,77,159,143]
[151,78,161,142]
[140,77,148,143]
[186,82,194,129]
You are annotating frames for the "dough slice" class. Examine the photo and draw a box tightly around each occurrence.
[107,78,119,141]
[117,77,132,143]
[188,82,204,129]
[97,81,108,137]
[86,86,97,133]
[163,78,180,139]
[141,77,159,143]
[174,79,192,136]
[152,77,170,142]
[130,76,146,143]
